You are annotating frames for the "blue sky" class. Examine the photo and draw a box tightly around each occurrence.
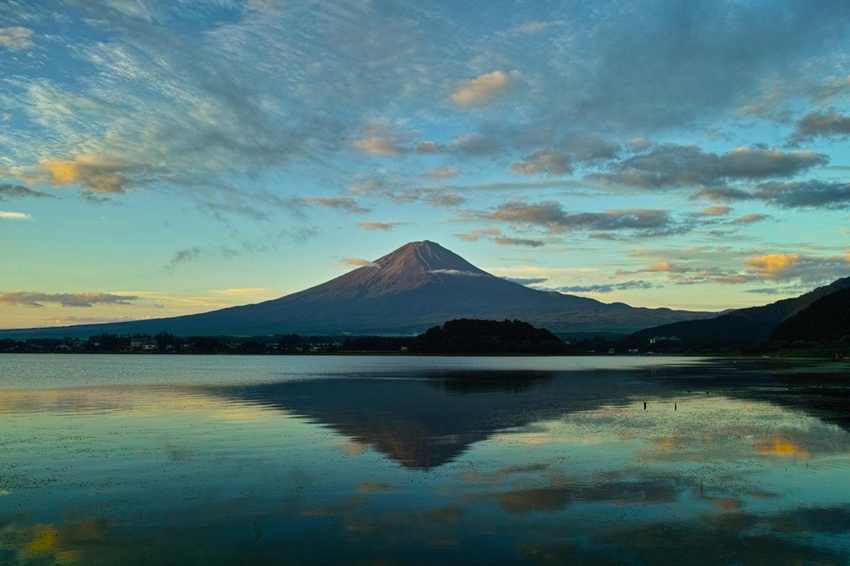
[1,0,849,329]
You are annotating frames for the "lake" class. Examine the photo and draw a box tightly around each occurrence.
[1,354,849,565]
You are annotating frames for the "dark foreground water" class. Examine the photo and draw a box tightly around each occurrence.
[1,355,849,565]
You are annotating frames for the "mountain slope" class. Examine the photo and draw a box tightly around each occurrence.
[1,240,713,338]
[630,276,850,344]
[770,287,850,344]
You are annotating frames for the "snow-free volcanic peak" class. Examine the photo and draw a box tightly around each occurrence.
[338,240,490,296]
[376,240,487,275]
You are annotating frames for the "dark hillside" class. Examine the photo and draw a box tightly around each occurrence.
[629,277,850,345]
[410,319,569,354]
[771,287,850,345]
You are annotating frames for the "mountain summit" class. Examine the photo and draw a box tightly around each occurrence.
[1,240,713,338]
[301,240,491,300]
[376,240,487,276]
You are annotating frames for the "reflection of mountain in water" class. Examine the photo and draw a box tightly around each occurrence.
[214,361,850,470]
[215,370,652,470]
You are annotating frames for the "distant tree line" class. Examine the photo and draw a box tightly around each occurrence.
[339,336,414,352]
[0,323,638,356]
[5,312,844,358]
[0,333,342,355]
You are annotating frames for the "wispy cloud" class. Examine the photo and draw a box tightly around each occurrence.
[341,257,379,268]
[163,228,318,272]
[744,251,850,285]
[35,155,142,194]
[511,149,572,177]
[502,277,549,286]
[703,180,850,209]
[305,197,370,214]
[47,315,138,326]
[451,71,521,106]
[0,26,33,50]
[0,211,32,220]
[476,200,679,237]
[352,119,419,156]
[357,183,466,208]
[0,184,53,201]
[455,228,501,242]
[591,145,827,190]
[210,288,280,298]
[791,108,850,141]
[557,281,655,294]
[732,214,769,224]
[356,221,406,231]
[166,246,205,270]
[618,248,850,288]
[451,133,505,156]
[494,237,545,248]
[0,291,138,308]
[424,168,460,180]
[699,205,731,217]
[515,20,567,35]
[754,181,850,209]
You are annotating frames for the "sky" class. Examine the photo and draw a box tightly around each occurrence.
[1,0,850,330]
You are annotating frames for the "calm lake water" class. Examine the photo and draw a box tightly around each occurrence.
[1,354,849,565]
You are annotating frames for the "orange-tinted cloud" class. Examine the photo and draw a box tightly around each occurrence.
[38,155,135,194]
[700,205,731,216]
[356,221,405,231]
[646,261,688,273]
[353,136,407,156]
[451,70,521,106]
[744,253,802,279]
[455,228,501,242]
[424,168,460,179]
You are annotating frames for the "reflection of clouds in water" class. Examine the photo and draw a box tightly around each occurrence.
[10,518,109,563]
[24,525,60,556]
[520,511,848,564]
[0,387,287,423]
[496,397,850,464]
[519,506,850,565]
[4,505,846,566]
[426,507,465,523]
[709,497,744,511]
[753,437,811,459]
[460,463,549,485]
[590,520,849,566]
[490,478,688,514]
[355,482,396,494]
[449,395,850,551]
[339,441,366,456]
[2,362,849,565]
[301,497,368,518]
[767,506,850,535]
[427,538,459,548]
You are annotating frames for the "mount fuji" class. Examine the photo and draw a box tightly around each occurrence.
[1,240,713,338]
